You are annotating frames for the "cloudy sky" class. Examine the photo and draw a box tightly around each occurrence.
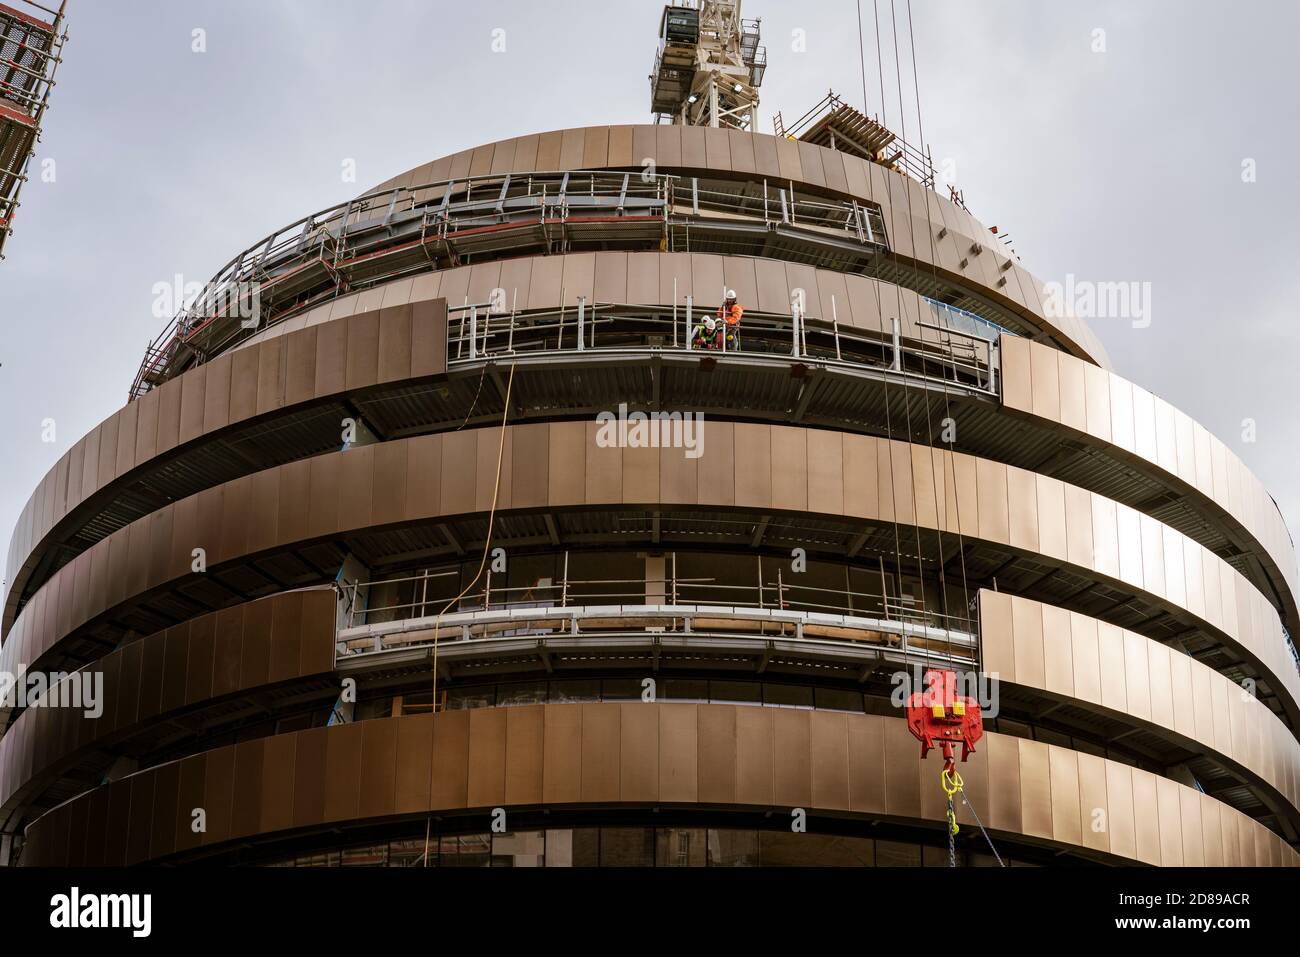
[1,0,1297,575]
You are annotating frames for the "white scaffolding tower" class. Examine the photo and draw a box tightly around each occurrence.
[0,0,66,260]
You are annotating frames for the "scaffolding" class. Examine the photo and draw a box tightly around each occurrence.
[649,1,765,129]
[774,90,936,189]
[0,0,65,260]
[126,168,893,399]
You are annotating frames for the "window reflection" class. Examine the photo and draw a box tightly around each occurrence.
[269,827,1038,868]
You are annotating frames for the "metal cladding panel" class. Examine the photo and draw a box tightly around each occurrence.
[696,704,737,805]
[607,125,634,168]
[261,733,297,834]
[579,702,620,803]
[377,304,413,384]
[733,423,772,509]
[647,125,678,168]
[372,440,410,528]
[809,711,850,812]
[1007,466,1038,553]
[680,126,706,169]
[358,719,398,820]
[230,738,266,840]
[1156,775,1184,866]
[267,590,304,684]
[734,705,773,806]
[846,713,885,814]
[1048,745,1083,846]
[659,428,697,505]
[322,720,364,824]
[655,702,696,800]
[625,252,659,306]
[210,605,244,696]
[505,705,545,805]
[291,727,327,828]
[1018,738,1053,840]
[1041,603,1073,697]
[475,427,512,512]
[548,421,586,507]
[394,714,434,814]
[770,426,808,512]
[510,423,549,509]
[16,707,1300,867]
[183,614,215,707]
[200,744,236,849]
[312,316,347,397]
[883,716,922,818]
[466,707,507,808]
[429,708,470,811]
[616,442,655,509]
[619,702,659,802]
[240,591,273,690]
[405,434,442,519]
[806,429,843,514]
[593,251,628,305]
[542,702,582,804]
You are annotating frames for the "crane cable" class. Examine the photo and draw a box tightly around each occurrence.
[431,357,517,713]
[903,0,973,659]
[858,0,907,614]
[859,0,999,867]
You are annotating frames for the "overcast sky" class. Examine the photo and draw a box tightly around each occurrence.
[1,0,1297,578]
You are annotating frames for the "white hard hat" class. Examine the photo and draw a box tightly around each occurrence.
[725,289,737,299]
[704,317,717,331]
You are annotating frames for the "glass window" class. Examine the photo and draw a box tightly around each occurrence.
[708,829,758,866]
[600,677,644,701]
[441,833,491,867]
[599,828,655,867]
[662,678,708,703]
[758,831,873,866]
[445,685,495,710]
[491,830,546,867]
[388,838,428,868]
[875,840,921,867]
[710,680,761,705]
[497,681,547,707]
[548,679,600,704]
[814,687,864,713]
[544,828,600,867]
[922,845,951,868]
[341,844,387,867]
[763,684,813,709]
[656,828,707,867]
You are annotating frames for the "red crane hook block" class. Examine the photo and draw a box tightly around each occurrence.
[905,669,984,775]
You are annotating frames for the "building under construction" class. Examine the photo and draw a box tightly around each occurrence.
[3,0,1299,867]
[0,0,64,260]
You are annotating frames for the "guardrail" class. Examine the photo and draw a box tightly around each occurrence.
[334,602,980,672]
[128,168,892,399]
[445,295,1001,396]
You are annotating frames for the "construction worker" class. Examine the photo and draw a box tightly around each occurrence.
[717,289,743,351]
[692,314,721,350]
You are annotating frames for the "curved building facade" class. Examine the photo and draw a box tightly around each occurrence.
[4,113,1299,866]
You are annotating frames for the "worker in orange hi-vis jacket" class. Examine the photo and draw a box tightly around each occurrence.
[716,289,743,351]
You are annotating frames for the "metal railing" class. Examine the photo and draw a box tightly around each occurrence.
[341,564,977,639]
[446,296,1001,395]
[128,168,890,399]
